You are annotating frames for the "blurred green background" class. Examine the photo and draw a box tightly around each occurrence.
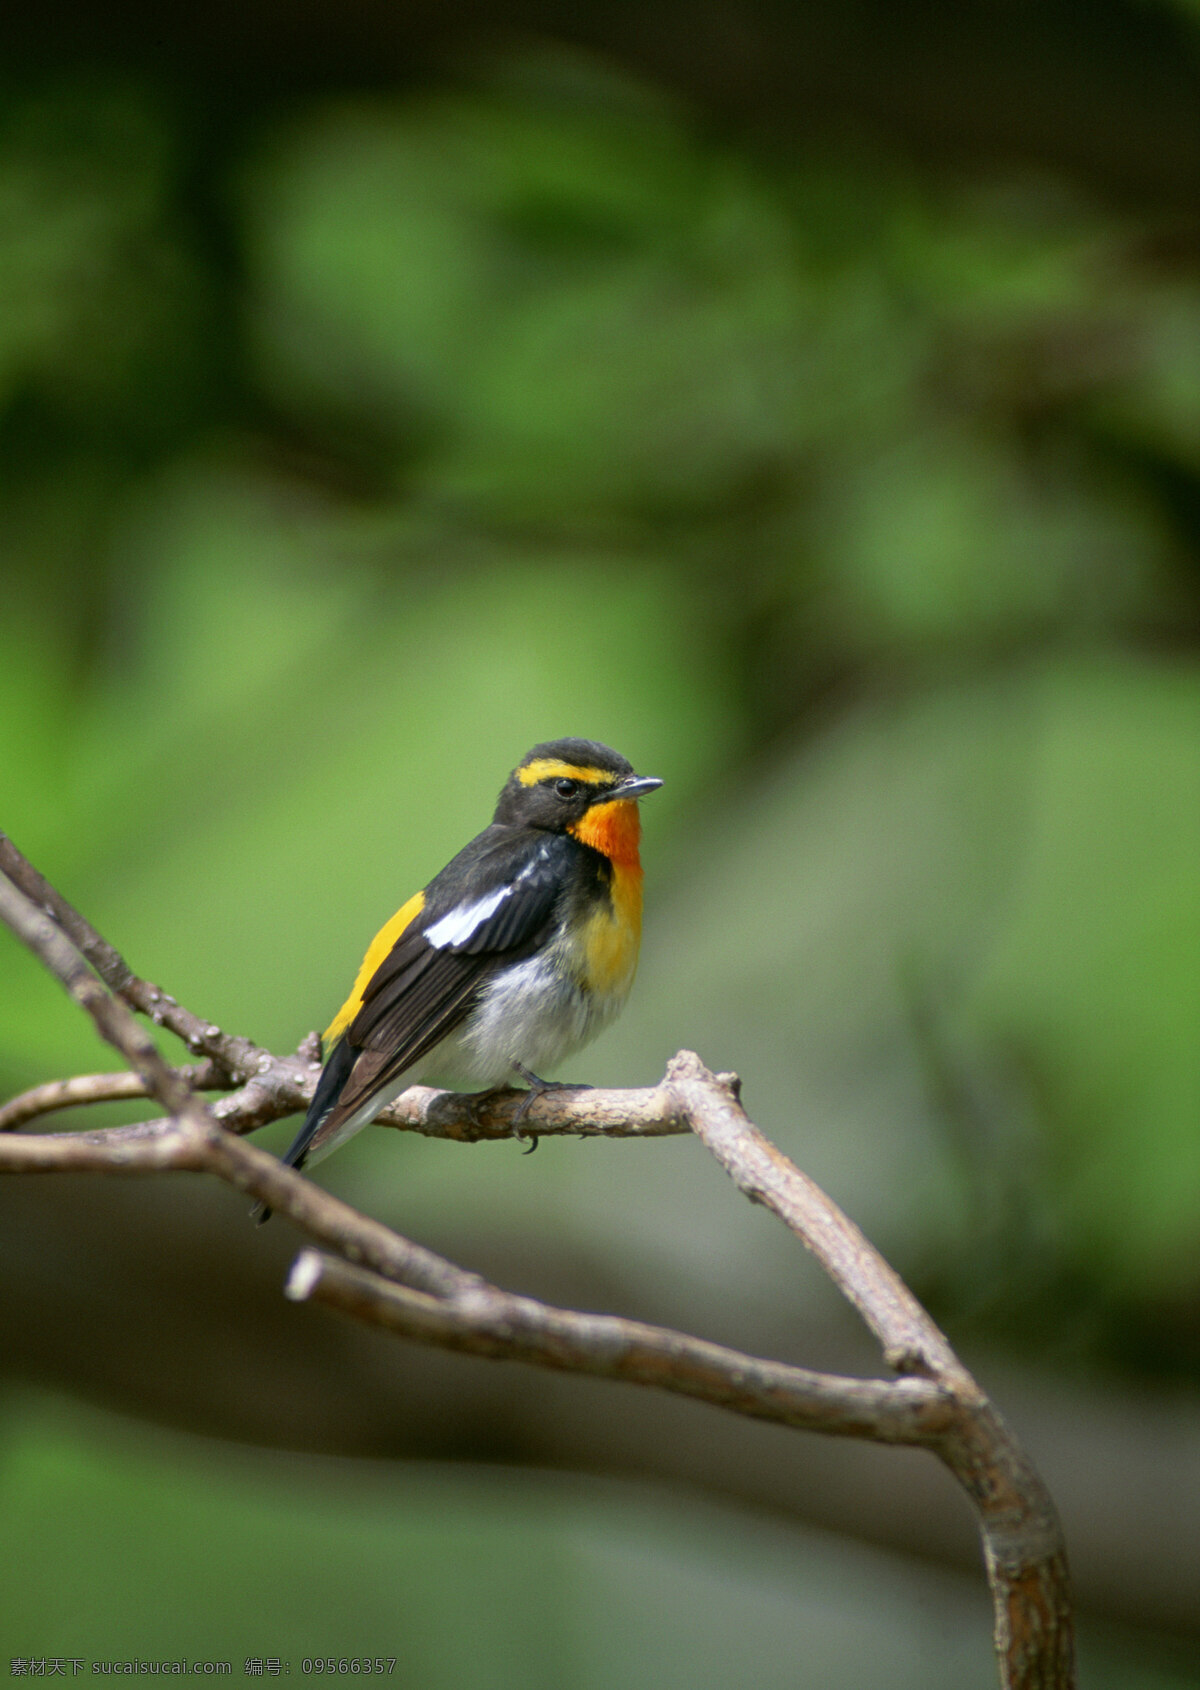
[2,0,1200,1683]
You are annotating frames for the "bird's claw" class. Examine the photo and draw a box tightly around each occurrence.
[509,1063,594,1147]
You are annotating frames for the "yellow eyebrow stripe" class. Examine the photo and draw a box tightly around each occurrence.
[324,889,426,1045]
[518,758,611,786]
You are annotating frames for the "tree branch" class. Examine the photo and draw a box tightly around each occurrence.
[664,1050,1074,1689]
[285,1249,954,1442]
[0,1061,228,1131]
[0,1067,695,1148]
[0,831,261,1080]
[0,843,1075,1690]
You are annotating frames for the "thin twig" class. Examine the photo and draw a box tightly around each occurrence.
[0,832,260,1078]
[0,868,480,1296]
[0,1061,228,1131]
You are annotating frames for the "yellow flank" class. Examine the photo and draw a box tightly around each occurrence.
[518,758,611,787]
[324,889,426,1045]
[579,858,644,997]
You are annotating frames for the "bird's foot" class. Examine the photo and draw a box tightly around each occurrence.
[510,1063,593,1149]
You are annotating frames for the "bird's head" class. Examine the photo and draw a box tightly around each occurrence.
[494,738,663,855]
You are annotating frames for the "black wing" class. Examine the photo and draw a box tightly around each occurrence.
[307,827,573,1153]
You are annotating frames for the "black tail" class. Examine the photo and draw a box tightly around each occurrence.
[252,1037,356,1224]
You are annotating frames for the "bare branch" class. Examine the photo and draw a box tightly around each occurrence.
[667,1054,964,1379]
[662,1051,1075,1690]
[0,1063,694,1149]
[375,1077,693,1141]
[286,1250,955,1443]
[0,868,219,1134]
[0,1061,228,1131]
[0,867,481,1297]
[0,849,1075,1690]
[0,831,261,1079]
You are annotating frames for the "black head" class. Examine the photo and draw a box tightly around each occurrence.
[493,738,662,830]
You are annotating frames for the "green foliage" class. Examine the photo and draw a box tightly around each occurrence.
[0,81,209,443]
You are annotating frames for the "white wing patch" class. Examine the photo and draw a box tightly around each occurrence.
[424,884,513,950]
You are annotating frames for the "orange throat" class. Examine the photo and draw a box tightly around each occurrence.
[569,799,645,996]
[568,798,643,870]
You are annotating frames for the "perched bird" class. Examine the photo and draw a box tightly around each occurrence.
[256,739,662,1219]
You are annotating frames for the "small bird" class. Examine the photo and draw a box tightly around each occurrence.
[256,739,661,1219]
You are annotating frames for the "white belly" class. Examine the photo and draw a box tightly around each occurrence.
[305,942,634,1167]
[428,948,629,1088]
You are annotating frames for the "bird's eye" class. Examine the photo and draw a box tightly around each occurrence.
[554,777,580,798]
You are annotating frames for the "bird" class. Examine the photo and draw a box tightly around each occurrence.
[255,738,662,1220]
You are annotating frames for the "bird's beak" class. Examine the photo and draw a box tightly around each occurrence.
[607,774,664,802]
